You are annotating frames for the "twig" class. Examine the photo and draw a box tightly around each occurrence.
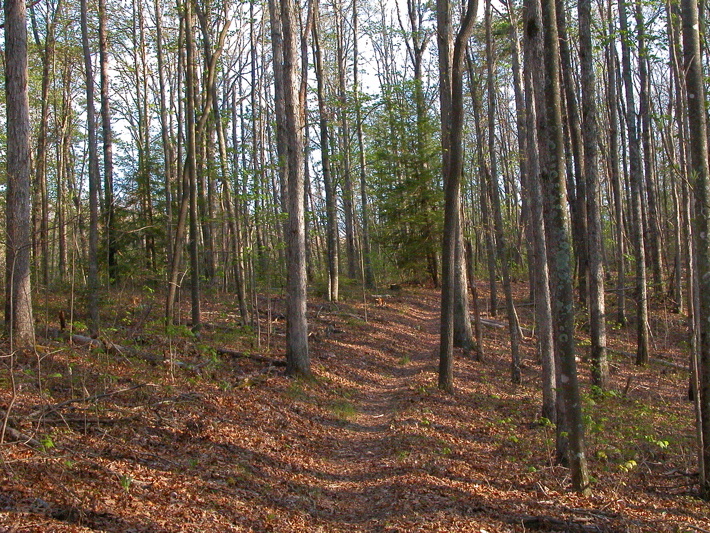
[29,384,149,419]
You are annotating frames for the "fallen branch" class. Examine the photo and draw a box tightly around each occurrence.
[608,348,688,371]
[0,409,40,448]
[28,384,149,419]
[215,347,286,367]
[509,515,607,532]
[41,328,162,365]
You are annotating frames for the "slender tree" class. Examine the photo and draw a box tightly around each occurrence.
[274,0,311,376]
[579,0,608,388]
[540,0,590,494]
[5,0,35,349]
[80,0,101,335]
[436,0,478,392]
[681,0,710,498]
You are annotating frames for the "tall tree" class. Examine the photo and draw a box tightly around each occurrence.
[313,0,339,302]
[274,0,311,376]
[540,0,590,494]
[99,0,116,283]
[485,0,521,383]
[80,0,101,335]
[619,0,651,365]
[579,0,608,388]
[436,0,478,392]
[5,0,35,349]
[185,0,201,331]
[681,0,710,498]
[523,0,556,422]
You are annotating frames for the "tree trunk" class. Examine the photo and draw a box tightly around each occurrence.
[99,0,116,284]
[485,0,521,383]
[80,0,100,336]
[313,1,339,303]
[605,1,627,326]
[681,0,710,498]
[619,0,650,365]
[540,0,590,494]
[275,0,311,376]
[579,0,608,388]
[436,0,478,393]
[523,0,556,422]
[185,0,201,332]
[4,0,35,349]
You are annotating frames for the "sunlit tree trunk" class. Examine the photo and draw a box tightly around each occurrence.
[523,0,556,422]
[681,0,710,498]
[485,0,521,383]
[579,0,608,388]
[313,0,339,302]
[4,0,35,349]
[619,0,650,365]
[275,0,311,376]
[541,0,590,494]
[80,0,100,335]
[436,0,478,393]
[99,0,116,284]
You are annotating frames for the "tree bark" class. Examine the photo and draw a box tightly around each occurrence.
[437,0,478,393]
[4,0,35,349]
[619,0,650,365]
[579,0,608,388]
[313,0,339,302]
[523,0,556,422]
[540,0,591,494]
[80,0,100,336]
[275,0,311,376]
[681,0,710,498]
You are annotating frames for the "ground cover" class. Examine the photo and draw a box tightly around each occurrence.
[0,284,707,532]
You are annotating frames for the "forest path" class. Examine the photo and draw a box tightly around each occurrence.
[299,290,469,530]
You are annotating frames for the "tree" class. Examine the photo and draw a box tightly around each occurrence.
[436,0,478,392]
[681,0,710,498]
[80,0,100,335]
[579,0,608,388]
[619,0,650,365]
[4,0,35,349]
[540,0,590,494]
[273,0,311,376]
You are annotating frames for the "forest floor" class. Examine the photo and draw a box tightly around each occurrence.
[0,283,709,532]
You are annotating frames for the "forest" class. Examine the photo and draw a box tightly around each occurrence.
[1,0,710,530]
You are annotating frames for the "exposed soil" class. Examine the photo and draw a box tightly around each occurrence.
[0,284,708,532]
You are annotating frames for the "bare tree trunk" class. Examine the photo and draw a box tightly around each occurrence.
[555,0,588,305]
[4,0,35,349]
[99,0,116,284]
[353,0,374,289]
[619,0,650,365]
[275,0,311,376]
[605,1,627,326]
[636,2,664,295]
[313,1,338,302]
[185,0,201,332]
[579,0,608,388]
[485,0,521,383]
[80,0,100,335]
[436,0,478,393]
[155,0,174,270]
[540,0,590,494]
[681,0,710,498]
[523,0,556,422]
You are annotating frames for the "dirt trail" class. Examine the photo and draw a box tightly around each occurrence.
[303,294,444,529]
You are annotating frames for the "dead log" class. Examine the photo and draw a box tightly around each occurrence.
[40,328,162,364]
[215,347,286,367]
